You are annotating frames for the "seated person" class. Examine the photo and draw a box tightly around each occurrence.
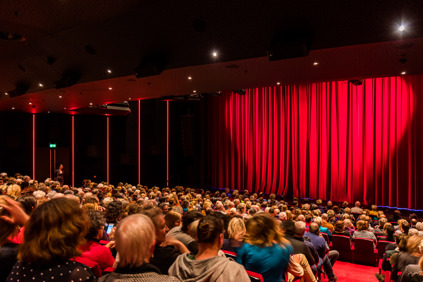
[100,214,180,281]
[169,215,249,281]
[222,217,245,253]
[166,210,203,254]
[391,235,423,281]
[333,220,352,240]
[399,255,423,282]
[314,217,332,240]
[353,220,377,248]
[80,210,115,272]
[141,208,189,274]
[7,198,96,281]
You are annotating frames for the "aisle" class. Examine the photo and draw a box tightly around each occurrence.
[329,261,379,282]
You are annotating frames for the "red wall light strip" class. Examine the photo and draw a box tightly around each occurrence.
[72,116,75,187]
[166,101,169,187]
[138,100,141,185]
[107,116,110,184]
[32,114,35,180]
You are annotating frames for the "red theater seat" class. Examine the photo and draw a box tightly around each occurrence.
[331,235,353,261]
[352,238,378,266]
[246,270,264,282]
[376,240,391,260]
[222,250,237,260]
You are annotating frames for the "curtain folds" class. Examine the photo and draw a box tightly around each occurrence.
[209,75,423,209]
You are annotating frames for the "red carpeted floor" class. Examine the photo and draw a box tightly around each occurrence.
[325,261,379,282]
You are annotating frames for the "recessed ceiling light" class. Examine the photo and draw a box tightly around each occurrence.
[188,76,192,80]
[38,83,44,87]
[193,90,197,93]
[401,71,406,75]
[399,25,406,32]
[4,92,8,95]
[107,69,112,74]
[108,87,112,90]
[12,107,15,110]
[313,61,319,66]
[59,95,62,98]
[212,51,218,57]
[89,102,93,106]
[276,82,281,85]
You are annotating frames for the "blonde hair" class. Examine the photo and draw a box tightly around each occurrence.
[115,214,155,268]
[7,184,21,199]
[227,217,246,239]
[407,235,423,253]
[245,213,288,247]
[356,220,369,231]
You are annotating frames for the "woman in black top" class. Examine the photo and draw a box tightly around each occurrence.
[54,164,64,186]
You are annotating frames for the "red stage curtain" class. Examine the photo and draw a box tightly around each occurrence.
[209,75,423,209]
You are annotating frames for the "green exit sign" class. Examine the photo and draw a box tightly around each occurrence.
[49,143,57,148]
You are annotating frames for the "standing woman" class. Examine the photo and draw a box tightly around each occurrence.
[236,212,293,282]
[55,164,64,186]
[7,198,96,281]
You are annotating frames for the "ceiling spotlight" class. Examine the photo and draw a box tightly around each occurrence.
[212,51,218,57]
[188,76,192,80]
[12,107,15,110]
[399,25,406,32]
[38,83,44,87]
[401,71,406,75]
[193,90,197,93]
[276,82,281,85]
[107,69,112,74]
[29,102,32,105]
[59,95,62,98]
[89,102,93,106]
[4,92,8,95]
[313,61,319,66]
[108,87,112,90]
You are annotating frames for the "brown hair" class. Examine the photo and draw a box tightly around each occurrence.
[165,210,182,230]
[245,212,288,247]
[356,220,369,231]
[18,198,89,264]
[334,220,345,233]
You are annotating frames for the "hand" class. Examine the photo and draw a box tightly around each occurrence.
[0,197,29,226]
[106,241,116,249]
[292,254,301,263]
[109,227,116,239]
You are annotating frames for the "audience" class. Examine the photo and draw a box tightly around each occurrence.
[2,172,423,281]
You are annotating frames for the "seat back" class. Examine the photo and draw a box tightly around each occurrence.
[353,238,378,266]
[321,232,330,244]
[377,240,391,260]
[331,235,353,261]
[71,257,102,278]
[222,250,237,260]
[246,270,264,282]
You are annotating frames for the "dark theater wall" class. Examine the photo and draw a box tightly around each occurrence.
[0,99,208,188]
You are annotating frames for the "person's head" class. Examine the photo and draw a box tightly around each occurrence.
[244,213,286,246]
[227,217,246,240]
[282,220,296,237]
[385,223,395,237]
[355,201,361,207]
[356,220,369,231]
[314,217,322,226]
[141,207,168,243]
[334,220,345,233]
[18,198,89,264]
[7,184,21,199]
[181,210,204,232]
[309,222,320,235]
[197,215,224,247]
[115,214,155,267]
[399,220,410,234]
[85,210,106,240]
[295,221,306,237]
[17,195,37,215]
[105,200,123,222]
[379,217,387,228]
[407,235,423,254]
[0,196,20,245]
[59,164,63,170]
[164,210,182,231]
